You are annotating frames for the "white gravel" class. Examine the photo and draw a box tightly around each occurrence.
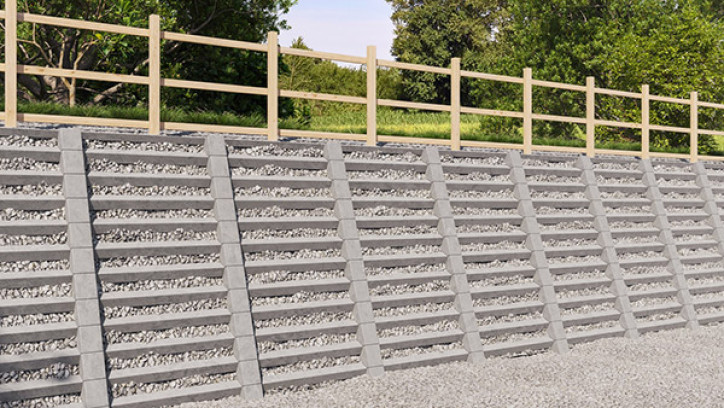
[0,337,77,355]
[1,183,64,195]
[373,302,454,318]
[2,363,78,383]
[105,325,229,345]
[237,186,329,198]
[0,208,65,221]
[232,144,322,158]
[252,291,349,307]
[369,281,449,297]
[0,260,69,273]
[96,228,216,243]
[0,157,59,171]
[104,298,227,319]
[1,312,75,327]
[0,134,57,148]
[183,325,724,408]
[100,254,220,268]
[240,207,334,218]
[92,184,210,196]
[233,164,326,178]
[254,312,354,329]
[440,155,506,166]
[378,320,459,338]
[3,394,81,408]
[258,333,357,353]
[243,228,338,240]
[345,151,420,163]
[113,373,235,399]
[248,270,345,285]
[95,209,213,219]
[86,139,203,153]
[356,207,432,217]
[0,233,67,246]
[109,348,233,370]
[445,172,510,182]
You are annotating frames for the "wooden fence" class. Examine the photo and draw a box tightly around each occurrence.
[3,4,724,162]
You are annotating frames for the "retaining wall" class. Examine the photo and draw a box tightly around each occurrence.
[2,128,724,408]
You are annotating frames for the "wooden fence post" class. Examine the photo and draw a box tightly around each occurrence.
[148,14,161,135]
[690,91,698,163]
[641,84,650,159]
[450,58,461,151]
[586,76,595,157]
[267,31,279,141]
[523,68,533,155]
[5,0,17,128]
[366,45,377,146]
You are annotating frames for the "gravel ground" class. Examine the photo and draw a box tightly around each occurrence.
[183,324,724,408]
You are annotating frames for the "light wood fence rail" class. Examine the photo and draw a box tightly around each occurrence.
[2,4,724,162]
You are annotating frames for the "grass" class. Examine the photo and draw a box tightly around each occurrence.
[10,101,724,155]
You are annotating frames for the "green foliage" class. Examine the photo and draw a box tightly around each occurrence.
[279,37,403,118]
[388,0,724,154]
[12,0,295,116]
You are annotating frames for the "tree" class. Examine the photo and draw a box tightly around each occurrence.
[8,0,295,115]
[385,0,507,104]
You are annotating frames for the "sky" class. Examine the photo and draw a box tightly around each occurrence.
[278,0,396,61]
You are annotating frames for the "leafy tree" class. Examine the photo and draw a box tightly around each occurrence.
[8,0,295,116]
[279,37,403,119]
[386,0,507,104]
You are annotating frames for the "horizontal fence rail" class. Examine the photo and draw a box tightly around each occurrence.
[2,5,724,161]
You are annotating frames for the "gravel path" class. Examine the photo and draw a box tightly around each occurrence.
[182,325,724,408]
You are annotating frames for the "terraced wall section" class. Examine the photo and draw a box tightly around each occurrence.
[3,128,724,408]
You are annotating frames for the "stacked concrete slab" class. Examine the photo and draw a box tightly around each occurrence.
[3,127,724,407]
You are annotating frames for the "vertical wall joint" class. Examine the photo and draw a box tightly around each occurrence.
[422,147,484,363]
[576,156,638,338]
[324,141,384,376]
[205,134,263,399]
[59,128,110,408]
[640,159,698,328]
[507,151,569,353]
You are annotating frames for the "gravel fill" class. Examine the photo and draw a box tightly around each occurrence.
[102,277,223,293]
[638,312,681,322]
[0,337,77,356]
[362,245,440,257]
[0,283,72,298]
[243,228,338,240]
[479,330,548,345]
[445,172,510,182]
[1,312,75,327]
[474,292,540,307]
[654,164,687,173]
[237,186,329,198]
[360,226,437,236]
[527,174,580,184]
[440,155,506,166]
[2,394,81,408]
[463,240,527,252]
[596,175,640,184]
[455,223,519,234]
[373,302,454,318]
[449,189,513,199]
[258,333,357,354]
[240,207,334,218]
[0,208,65,221]
[539,221,594,231]
[378,320,459,338]
[0,134,57,147]
[476,275,535,287]
[89,158,207,176]
[263,356,361,377]
[0,183,63,196]
[555,287,610,299]
[246,248,341,262]
[630,296,678,308]
[366,263,444,277]
[95,209,213,219]
[657,178,694,187]
[248,270,345,285]
[233,145,322,158]
[233,164,326,178]
[594,160,640,170]
[113,373,235,399]
[105,324,230,345]
[523,158,573,168]
[553,271,606,281]
[531,191,586,200]
[104,298,227,319]
[609,221,655,230]
[544,238,596,248]
[96,228,216,243]
[92,184,210,196]
[355,207,432,217]
[345,151,420,163]
[183,325,724,408]
[252,291,349,307]
[479,312,543,326]
[600,190,647,200]
[254,312,354,329]
[381,342,463,360]
[0,157,59,171]
[608,205,652,214]
[100,254,220,268]
[348,169,426,181]
[535,207,588,216]
[109,348,233,370]
[560,302,616,316]
[86,139,203,153]
[2,363,78,383]
[369,281,450,297]
[0,260,69,273]
[565,319,619,333]
[351,188,429,198]
[452,207,518,217]
[0,233,67,246]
